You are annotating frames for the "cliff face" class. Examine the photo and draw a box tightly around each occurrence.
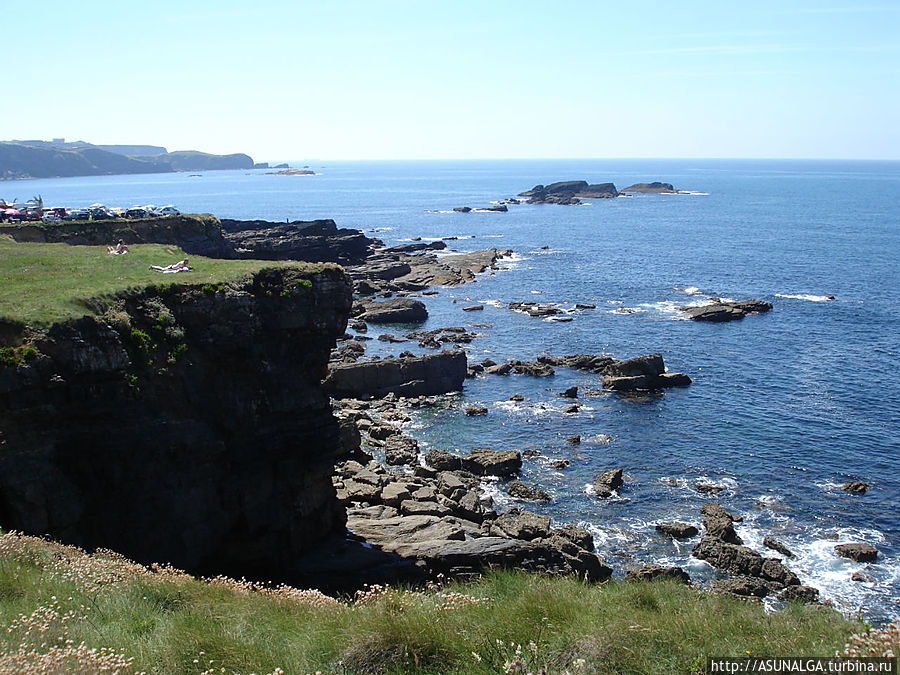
[0,266,352,581]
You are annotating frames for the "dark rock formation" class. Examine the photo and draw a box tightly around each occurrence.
[517,181,619,204]
[0,267,353,582]
[465,405,488,416]
[507,481,551,503]
[328,460,611,586]
[712,576,769,598]
[692,539,799,591]
[625,564,691,584]
[463,448,522,477]
[538,352,691,391]
[680,299,773,322]
[763,536,794,558]
[619,182,680,194]
[358,298,428,324]
[323,350,467,399]
[592,468,624,498]
[221,218,374,264]
[834,543,878,562]
[840,481,869,494]
[779,585,820,604]
[655,522,699,539]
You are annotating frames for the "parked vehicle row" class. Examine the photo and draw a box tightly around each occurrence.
[0,202,180,224]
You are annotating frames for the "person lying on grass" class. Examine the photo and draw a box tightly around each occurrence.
[107,239,129,255]
[149,259,191,273]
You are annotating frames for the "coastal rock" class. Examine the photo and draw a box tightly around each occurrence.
[692,539,799,589]
[655,522,699,539]
[517,180,619,204]
[834,543,878,562]
[510,360,555,377]
[359,298,428,324]
[694,483,725,495]
[680,299,773,322]
[840,481,869,494]
[507,480,551,503]
[222,218,374,264]
[491,508,551,541]
[465,405,489,416]
[0,268,353,581]
[424,448,463,472]
[779,585,820,604]
[619,182,680,194]
[592,468,624,498]
[712,576,769,598]
[323,350,467,398]
[625,564,691,584]
[763,536,794,558]
[463,448,522,477]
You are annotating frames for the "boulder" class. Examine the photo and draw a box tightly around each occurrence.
[323,350,467,398]
[762,536,794,558]
[779,585,820,604]
[507,480,551,503]
[680,300,773,322]
[592,468,623,498]
[359,298,428,324]
[424,448,463,472]
[834,543,878,563]
[383,435,419,466]
[655,522,699,539]
[465,405,488,416]
[712,576,769,598]
[702,516,743,545]
[840,481,868,494]
[463,448,522,477]
[491,508,551,541]
[625,564,691,584]
[694,483,724,495]
[692,539,799,589]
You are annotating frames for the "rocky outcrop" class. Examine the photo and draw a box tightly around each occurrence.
[517,181,619,205]
[692,503,803,598]
[834,543,878,562]
[0,266,353,582]
[330,460,612,585]
[619,182,681,194]
[357,298,428,324]
[655,522,699,539]
[221,218,375,264]
[840,481,869,494]
[625,564,691,584]
[322,350,467,398]
[347,248,512,295]
[592,468,623,498]
[680,299,773,322]
[534,352,691,391]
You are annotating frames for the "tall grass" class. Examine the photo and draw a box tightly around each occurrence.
[0,531,878,675]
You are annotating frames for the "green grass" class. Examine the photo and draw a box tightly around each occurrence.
[0,238,299,328]
[0,531,877,675]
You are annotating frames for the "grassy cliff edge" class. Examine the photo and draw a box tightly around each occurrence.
[0,530,877,675]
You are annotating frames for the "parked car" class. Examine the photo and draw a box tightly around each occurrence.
[63,209,90,221]
[125,207,148,219]
[152,205,180,216]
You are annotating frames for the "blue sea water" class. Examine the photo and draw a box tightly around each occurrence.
[5,159,899,621]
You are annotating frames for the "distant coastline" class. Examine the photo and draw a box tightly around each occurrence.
[0,138,255,181]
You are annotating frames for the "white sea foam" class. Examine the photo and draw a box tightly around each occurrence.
[583,434,613,445]
[479,299,505,308]
[608,306,647,315]
[675,285,704,296]
[775,293,836,302]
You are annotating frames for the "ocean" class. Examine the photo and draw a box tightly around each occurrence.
[6,158,899,621]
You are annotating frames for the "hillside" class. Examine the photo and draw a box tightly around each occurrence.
[0,141,255,179]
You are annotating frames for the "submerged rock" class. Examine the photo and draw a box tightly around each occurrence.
[834,543,878,562]
[592,468,624,498]
[680,299,773,322]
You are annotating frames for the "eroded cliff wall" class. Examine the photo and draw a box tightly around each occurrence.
[0,266,352,581]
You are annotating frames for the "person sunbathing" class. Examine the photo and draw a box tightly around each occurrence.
[149,258,191,273]
[107,239,129,255]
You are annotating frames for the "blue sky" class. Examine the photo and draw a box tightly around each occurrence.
[4,1,899,160]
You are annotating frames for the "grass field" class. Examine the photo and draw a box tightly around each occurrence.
[0,531,883,675]
[0,238,297,327]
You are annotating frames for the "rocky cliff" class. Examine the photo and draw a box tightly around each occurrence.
[0,266,353,581]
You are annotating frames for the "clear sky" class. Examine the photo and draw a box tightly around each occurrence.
[4,1,899,161]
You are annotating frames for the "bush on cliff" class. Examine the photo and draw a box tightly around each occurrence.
[0,530,873,675]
